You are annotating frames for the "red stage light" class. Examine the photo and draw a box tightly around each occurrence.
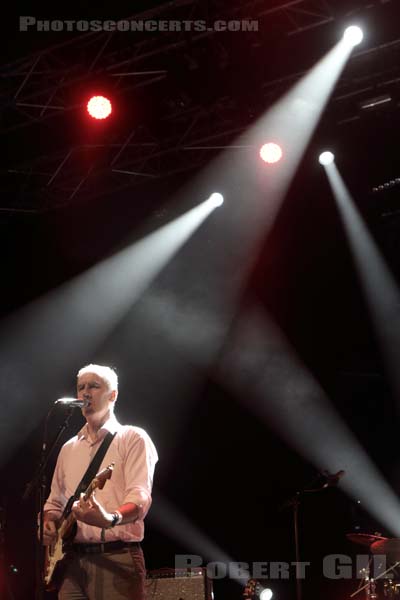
[260,143,283,164]
[87,95,112,120]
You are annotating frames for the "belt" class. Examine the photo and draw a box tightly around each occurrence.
[71,541,141,555]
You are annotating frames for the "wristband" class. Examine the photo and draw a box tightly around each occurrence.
[110,510,123,527]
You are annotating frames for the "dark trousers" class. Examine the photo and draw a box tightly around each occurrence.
[58,545,145,600]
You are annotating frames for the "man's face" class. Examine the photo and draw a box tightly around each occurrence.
[76,372,115,419]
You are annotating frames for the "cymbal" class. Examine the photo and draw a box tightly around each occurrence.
[371,538,400,557]
[346,533,388,547]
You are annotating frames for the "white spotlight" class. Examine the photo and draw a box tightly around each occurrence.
[260,589,273,600]
[209,192,224,207]
[319,151,335,166]
[343,25,364,47]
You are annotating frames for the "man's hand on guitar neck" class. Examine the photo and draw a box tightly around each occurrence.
[71,492,114,529]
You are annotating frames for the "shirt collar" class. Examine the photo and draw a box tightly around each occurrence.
[77,413,121,441]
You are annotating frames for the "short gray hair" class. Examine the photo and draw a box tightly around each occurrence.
[77,364,118,394]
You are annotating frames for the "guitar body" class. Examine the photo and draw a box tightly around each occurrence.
[43,463,114,591]
[44,520,77,591]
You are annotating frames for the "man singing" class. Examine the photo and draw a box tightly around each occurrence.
[42,364,158,599]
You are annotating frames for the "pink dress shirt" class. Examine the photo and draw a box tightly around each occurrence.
[43,414,158,543]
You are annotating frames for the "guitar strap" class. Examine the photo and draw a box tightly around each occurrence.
[63,431,116,516]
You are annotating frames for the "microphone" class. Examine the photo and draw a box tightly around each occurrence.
[54,398,89,408]
[322,470,346,488]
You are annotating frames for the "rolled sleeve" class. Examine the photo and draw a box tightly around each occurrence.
[42,446,68,520]
[122,428,158,520]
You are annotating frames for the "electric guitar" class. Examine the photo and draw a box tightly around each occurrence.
[43,463,114,590]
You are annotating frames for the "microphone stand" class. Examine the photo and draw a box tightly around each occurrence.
[281,490,304,600]
[23,405,75,600]
[281,473,341,600]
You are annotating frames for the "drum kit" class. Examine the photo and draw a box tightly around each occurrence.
[347,533,400,598]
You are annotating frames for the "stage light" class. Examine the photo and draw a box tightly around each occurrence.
[260,143,283,164]
[343,25,364,47]
[319,151,335,166]
[87,95,112,120]
[209,192,224,207]
[259,588,273,600]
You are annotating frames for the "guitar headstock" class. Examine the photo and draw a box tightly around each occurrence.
[82,463,114,501]
[94,463,114,490]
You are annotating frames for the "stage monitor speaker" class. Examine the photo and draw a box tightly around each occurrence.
[145,568,212,600]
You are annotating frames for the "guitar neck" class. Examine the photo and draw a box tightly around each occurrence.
[83,479,97,501]
[60,480,95,535]
[60,467,113,538]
